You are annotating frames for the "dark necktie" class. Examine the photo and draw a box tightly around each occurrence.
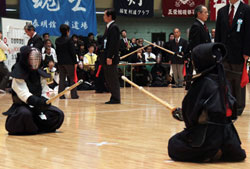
[204,23,208,32]
[175,39,178,45]
[229,5,234,27]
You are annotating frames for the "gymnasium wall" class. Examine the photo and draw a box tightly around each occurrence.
[96,14,216,42]
[3,0,248,41]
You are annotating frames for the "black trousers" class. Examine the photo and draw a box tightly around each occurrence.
[103,64,120,102]
[224,62,245,115]
[58,65,78,98]
[168,124,246,162]
[0,62,10,90]
[5,105,64,135]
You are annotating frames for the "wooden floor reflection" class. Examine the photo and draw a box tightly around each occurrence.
[0,85,250,169]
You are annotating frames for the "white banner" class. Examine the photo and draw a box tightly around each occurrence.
[1,17,31,71]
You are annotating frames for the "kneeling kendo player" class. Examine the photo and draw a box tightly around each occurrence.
[168,43,246,162]
[3,46,64,135]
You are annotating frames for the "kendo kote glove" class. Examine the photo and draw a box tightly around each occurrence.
[27,95,51,111]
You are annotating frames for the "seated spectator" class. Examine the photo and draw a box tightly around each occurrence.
[44,60,58,90]
[42,47,55,68]
[151,56,169,87]
[133,65,150,86]
[144,46,156,62]
[137,38,144,47]
[83,44,97,70]
[71,34,79,55]
[129,49,145,63]
[78,42,86,62]
[42,39,57,63]
[77,44,97,83]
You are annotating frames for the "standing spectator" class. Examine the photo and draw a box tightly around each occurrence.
[0,30,10,94]
[130,38,137,48]
[85,33,97,51]
[119,30,131,61]
[95,35,108,93]
[164,33,174,63]
[186,5,211,90]
[42,33,55,48]
[55,24,79,99]
[215,0,250,116]
[102,8,120,104]
[26,25,43,51]
[169,28,188,88]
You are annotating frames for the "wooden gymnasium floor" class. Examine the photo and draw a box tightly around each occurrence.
[0,85,250,169]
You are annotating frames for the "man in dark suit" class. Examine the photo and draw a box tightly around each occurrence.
[119,29,131,61]
[189,5,211,50]
[26,25,43,51]
[186,5,211,90]
[102,8,120,104]
[169,28,188,88]
[215,0,250,115]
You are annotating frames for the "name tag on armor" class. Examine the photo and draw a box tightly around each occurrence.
[39,112,47,120]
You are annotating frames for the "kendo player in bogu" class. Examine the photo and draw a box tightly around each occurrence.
[3,46,64,135]
[168,43,246,162]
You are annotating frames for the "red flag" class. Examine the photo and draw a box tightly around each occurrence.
[96,65,102,78]
[74,67,78,83]
[240,61,249,88]
[182,63,186,77]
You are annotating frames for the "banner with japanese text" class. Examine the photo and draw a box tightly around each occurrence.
[20,0,97,36]
[162,0,205,17]
[114,0,154,17]
[210,0,249,21]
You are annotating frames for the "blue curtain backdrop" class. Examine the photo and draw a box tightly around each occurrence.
[20,0,97,36]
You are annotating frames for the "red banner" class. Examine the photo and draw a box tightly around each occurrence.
[162,0,205,17]
[210,0,249,21]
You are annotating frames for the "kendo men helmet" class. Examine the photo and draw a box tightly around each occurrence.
[28,48,42,70]
[192,43,227,73]
[18,46,41,71]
